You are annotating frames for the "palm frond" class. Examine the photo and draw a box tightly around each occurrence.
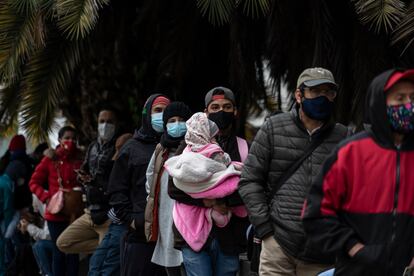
[55,0,109,40]
[391,2,414,55]
[240,0,270,18]
[8,0,39,15]
[196,0,234,26]
[40,0,58,19]
[352,0,405,33]
[0,3,45,84]
[0,83,22,134]
[20,35,82,140]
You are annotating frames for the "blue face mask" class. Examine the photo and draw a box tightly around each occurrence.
[302,96,333,121]
[167,122,187,138]
[151,112,164,133]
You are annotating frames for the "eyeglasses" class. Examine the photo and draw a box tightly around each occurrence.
[303,87,337,99]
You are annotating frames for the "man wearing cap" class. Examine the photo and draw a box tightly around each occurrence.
[303,69,414,276]
[204,87,248,161]
[107,94,170,276]
[168,87,249,275]
[238,67,348,275]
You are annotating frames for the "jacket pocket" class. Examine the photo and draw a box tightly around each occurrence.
[353,244,386,266]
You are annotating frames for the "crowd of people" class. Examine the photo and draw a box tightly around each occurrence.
[0,67,413,276]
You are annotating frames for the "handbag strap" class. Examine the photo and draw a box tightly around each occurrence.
[268,125,334,200]
[53,161,64,189]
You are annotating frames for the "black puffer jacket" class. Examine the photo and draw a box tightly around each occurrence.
[107,94,164,242]
[82,139,116,223]
[238,108,347,263]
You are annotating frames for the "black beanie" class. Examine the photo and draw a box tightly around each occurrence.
[162,102,192,126]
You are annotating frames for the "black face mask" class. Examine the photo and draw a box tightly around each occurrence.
[208,111,235,130]
[301,96,334,121]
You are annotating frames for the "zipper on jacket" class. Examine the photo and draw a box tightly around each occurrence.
[307,135,312,181]
[389,150,401,271]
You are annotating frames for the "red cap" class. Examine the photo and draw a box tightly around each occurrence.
[152,96,170,108]
[384,69,414,92]
[9,135,26,151]
[212,95,225,101]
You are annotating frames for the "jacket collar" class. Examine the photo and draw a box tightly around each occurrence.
[290,106,334,139]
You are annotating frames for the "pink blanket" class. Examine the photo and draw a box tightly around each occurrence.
[173,173,247,252]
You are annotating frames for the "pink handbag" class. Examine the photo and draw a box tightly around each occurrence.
[47,189,64,214]
[46,162,65,214]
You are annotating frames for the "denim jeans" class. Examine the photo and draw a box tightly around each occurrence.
[181,239,239,276]
[4,234,18,267]
[32,240,54,276]
[318,268,335,276]
[47,221,79,276]
[88,223,128,276]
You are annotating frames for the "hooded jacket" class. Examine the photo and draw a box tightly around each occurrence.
[303,69,414,275]
[107,94,165,242]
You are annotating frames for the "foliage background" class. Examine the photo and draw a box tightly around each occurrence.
[1,0,414,144]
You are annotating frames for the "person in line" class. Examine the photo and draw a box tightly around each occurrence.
[18,195,53,276]
[145,101,192,276]
[57,107,119,257]
[165,112,247,256]
[107,94,170,276]
[303,69,414,275]
[168,87,249,276]
[238,68,348,276]
[0,160,28,275]
[2,135,35,275]
[88,132,133,276]
[8,135,33,211]
[29,126,83,276]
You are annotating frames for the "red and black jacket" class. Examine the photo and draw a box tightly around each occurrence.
[303,69,414,276]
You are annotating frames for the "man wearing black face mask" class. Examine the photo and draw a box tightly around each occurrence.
[204,87,247,161]
[168,87,249,276]
[239,68,348,276]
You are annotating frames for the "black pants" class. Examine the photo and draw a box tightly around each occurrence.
[166,265,186,276]
[120,232,166,276]
[48,221,79,276]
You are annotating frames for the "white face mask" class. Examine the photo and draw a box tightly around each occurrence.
[98,123,116,141]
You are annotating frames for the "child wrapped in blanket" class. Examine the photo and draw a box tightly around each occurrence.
[164,112,247,252]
